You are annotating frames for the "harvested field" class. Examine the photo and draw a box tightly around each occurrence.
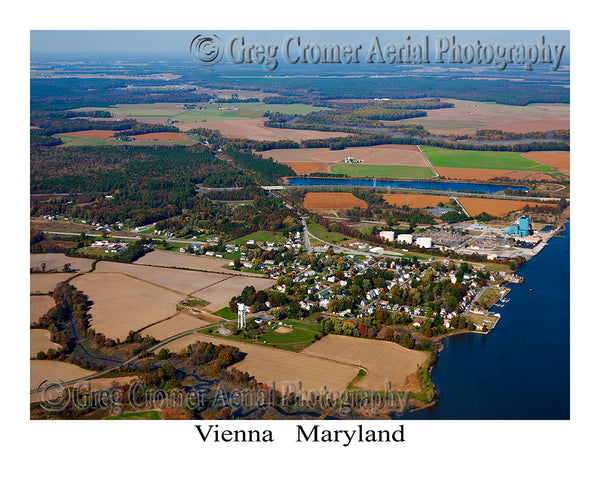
[456,197,557,217]
[30,253,94,273]
[301,335,428,391]
[30,295,55,324]
[93,261,231,296]
[30,329,61,358]
[139,312,213,340]
[30,218,94,234]
[129,132,190,142]
[267,144,429,170]
[70,273,183,340]
[521,151,570,171]
[193,276,275,312]
[304,192,367,210]
[30,360,95,390]
[282,161,335,175]
[178,117,350,142]
[61,130,118,139]
[30,273,75,294]
[160,333,359,392]
[382,193,451,208]
[135,250,239,275]
[391,99,570,134]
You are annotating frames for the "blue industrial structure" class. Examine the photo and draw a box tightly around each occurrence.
[506,215,532,237]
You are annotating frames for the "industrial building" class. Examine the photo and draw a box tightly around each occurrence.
[396,234,413,244]
[416,237,433,249]
[379,231,395,242]
[506,215,533,238]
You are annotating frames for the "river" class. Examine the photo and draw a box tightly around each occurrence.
[286,176,529,194]
[404,221,570,419]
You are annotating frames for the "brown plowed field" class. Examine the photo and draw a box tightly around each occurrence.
[160,333,359,393]
[30,330,61,358]
[302,335,428,391]
[382,193,451,208]
[30,253,94,273]
[134,250,239,275]
[521,151,570,170]
[61,130,118,139]
[267,145,429,169]
[70,273,183,340]
[30,295,55,324]
[304,192,367,210]
[30,273,75,294]
[177,117,350,141]
[139,313,213,340]
[30,360,95,390]
[129,132,190,142]
[435,167,518,181]
[93,261,231,296]
[457,197,557,217]
[391,99,570,134]
[283,161,336,174]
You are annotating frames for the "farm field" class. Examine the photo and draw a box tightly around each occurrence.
[192,276,275,312]
[30,273,75,294]
[70,272,183,340]
[129,132,190,141]
[521,151,570,172]
[266,145,430,175]
[30,360,95,390]
[382,193,451,208]
[390,99,570,134]
[435,167,526,181]
[30,330,61,358]
[456,197,557,217]
[160,333,360,392]
[55,134,194,147]
[304,192,367,210]
[301,335,428,391]
[139,312,213,340]
[30,295,55,324]
[134,250,235,274]
[330,164,436,179]
[422,146,553,171]
[93,261,231,296]
[178,117,350,141]
[31,218,94,234]
[59,129,118,139]
[73,102,328,122]
[30,253,94,273]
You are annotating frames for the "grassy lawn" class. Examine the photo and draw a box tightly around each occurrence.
[329,164,436,179]
[182,298,209,308]
[207,320,321,352]
[106,410,162,420]
[421,146,553,172]
[477,286,506,308]
[212,306,237,320]
[307,222,358,244]
[232,230,288,245]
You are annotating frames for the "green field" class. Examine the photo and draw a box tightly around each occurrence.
[212,306,237,320]
[232,230,288,246]
[308,222,359,244]
[56,135,194,147]
[106,410,162,420]
[73,102,327,123]
[421,146,553,172]
[329,164,436,179]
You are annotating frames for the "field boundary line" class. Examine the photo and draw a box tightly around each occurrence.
[188,275,235,297]
[418,144,439,178]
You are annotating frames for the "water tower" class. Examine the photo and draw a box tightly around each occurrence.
[237,303,248,329]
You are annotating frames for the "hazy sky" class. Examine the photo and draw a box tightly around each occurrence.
[31,30,569,55]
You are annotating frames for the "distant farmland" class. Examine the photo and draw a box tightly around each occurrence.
[457,197,558,217]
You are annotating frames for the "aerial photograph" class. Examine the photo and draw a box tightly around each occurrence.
[29,29,570,422]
